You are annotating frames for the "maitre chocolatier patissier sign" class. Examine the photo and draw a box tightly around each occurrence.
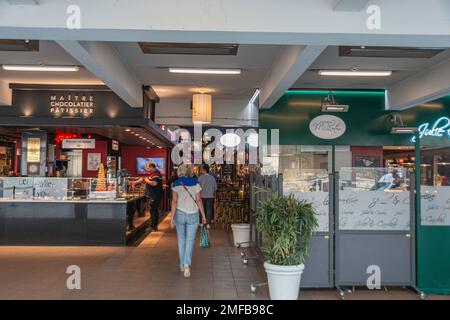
[6,85,144,120]
[49,93,95,117]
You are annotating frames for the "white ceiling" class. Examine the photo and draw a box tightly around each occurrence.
[2,41,450,105]
[111,42,280,99]
[0,41,103,85]
[293,46,450,89]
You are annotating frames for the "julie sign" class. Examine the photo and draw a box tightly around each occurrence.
[412,116,450,142]
[309,115,346,140]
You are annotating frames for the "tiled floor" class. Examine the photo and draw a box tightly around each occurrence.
[0,214,449,300]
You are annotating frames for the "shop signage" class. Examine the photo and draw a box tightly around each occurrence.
[26,137,41,162]
[112,140,119,151]
[412,116,450,142]
[309,115,346,139]
[62,139,95,149]
[50,94,94,117]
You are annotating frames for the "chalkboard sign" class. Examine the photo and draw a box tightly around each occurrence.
[421,186,450,226]
[339,191,411,231]
[33,178,68,200]
[0,177,34,199]
[290,191,329,232]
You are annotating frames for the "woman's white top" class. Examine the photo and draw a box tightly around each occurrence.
[172,177,202,214]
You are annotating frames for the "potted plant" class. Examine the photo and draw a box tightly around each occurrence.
[256,193,318,300]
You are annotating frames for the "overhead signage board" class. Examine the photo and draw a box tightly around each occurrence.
[62,139,96,149]
[112,140,119,151]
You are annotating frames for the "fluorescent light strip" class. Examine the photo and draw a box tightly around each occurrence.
[391,127,417,134]
[318,70,392,77]
[250,89,260,104]
[2,65,80,72]
[169,68,241,75]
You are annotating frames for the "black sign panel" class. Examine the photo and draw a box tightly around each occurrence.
[5,87,144,120]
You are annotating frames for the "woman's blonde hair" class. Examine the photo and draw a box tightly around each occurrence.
[177,163,194,177]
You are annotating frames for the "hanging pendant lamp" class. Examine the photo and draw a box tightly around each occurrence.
[192,93,212,124]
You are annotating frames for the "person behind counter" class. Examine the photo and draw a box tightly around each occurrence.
[132,162,163,231]
[170,164,207,278]
[198,164,217,229]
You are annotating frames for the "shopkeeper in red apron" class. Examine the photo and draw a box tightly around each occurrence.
[132,162,163,231]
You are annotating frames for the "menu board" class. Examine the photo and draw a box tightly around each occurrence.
[421,186,450,226]
[0,177,34,199]
[339,191,411,231]
[33,178,68,200]
[289,191,329,232]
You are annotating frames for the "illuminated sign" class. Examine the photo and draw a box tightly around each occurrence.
[50,94,94,117]
[412,116,450,142]
[27,137,41,162]
[112,140,119,151]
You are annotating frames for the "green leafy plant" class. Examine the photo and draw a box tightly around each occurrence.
[255,193,318,266]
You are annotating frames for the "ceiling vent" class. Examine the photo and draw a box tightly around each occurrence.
[0,39,39,52]
[339,46,445,58]
[138,43,239,55]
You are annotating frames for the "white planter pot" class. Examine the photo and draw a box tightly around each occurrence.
[264,261,304,300]
[231,223,250,247]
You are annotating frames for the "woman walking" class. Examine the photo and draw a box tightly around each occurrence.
[170,164,207,278]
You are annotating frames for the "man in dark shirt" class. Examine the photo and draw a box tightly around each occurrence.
[134,162,163,231]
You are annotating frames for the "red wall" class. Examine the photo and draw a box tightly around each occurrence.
[82,140,108,178]
[121,146,168,177]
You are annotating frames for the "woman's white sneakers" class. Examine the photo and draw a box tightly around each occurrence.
[180,265,185,272]
[183,264,191,278]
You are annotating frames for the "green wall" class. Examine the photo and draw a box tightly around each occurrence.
[259,90,450,294]
[259,90,450,147]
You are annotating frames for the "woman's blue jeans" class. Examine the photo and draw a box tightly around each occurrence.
[175,209,199,268]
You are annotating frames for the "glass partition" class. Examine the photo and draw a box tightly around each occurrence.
[276,145,331,232]
[0,177,145,201]
[420,147,450,226]
[338,167,411,231]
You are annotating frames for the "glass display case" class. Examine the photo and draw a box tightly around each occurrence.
[0,177,145,201]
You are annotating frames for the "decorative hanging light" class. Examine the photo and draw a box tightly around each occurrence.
[192,93,212,124]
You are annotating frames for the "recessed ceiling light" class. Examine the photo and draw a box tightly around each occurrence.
[318,69,392,77]
[125,128,131,132]
[2,64,80,72]
[169,68,241,75]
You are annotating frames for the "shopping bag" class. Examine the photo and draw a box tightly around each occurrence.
[199,225,210,248]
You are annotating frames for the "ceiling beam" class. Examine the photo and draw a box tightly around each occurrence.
[333,0,369,11]
[0,80,12,106]
[259,45,326,109]
[386,56,450,110]
[57,41,143,108]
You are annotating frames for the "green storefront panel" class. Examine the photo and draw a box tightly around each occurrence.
[259,90,450,294]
